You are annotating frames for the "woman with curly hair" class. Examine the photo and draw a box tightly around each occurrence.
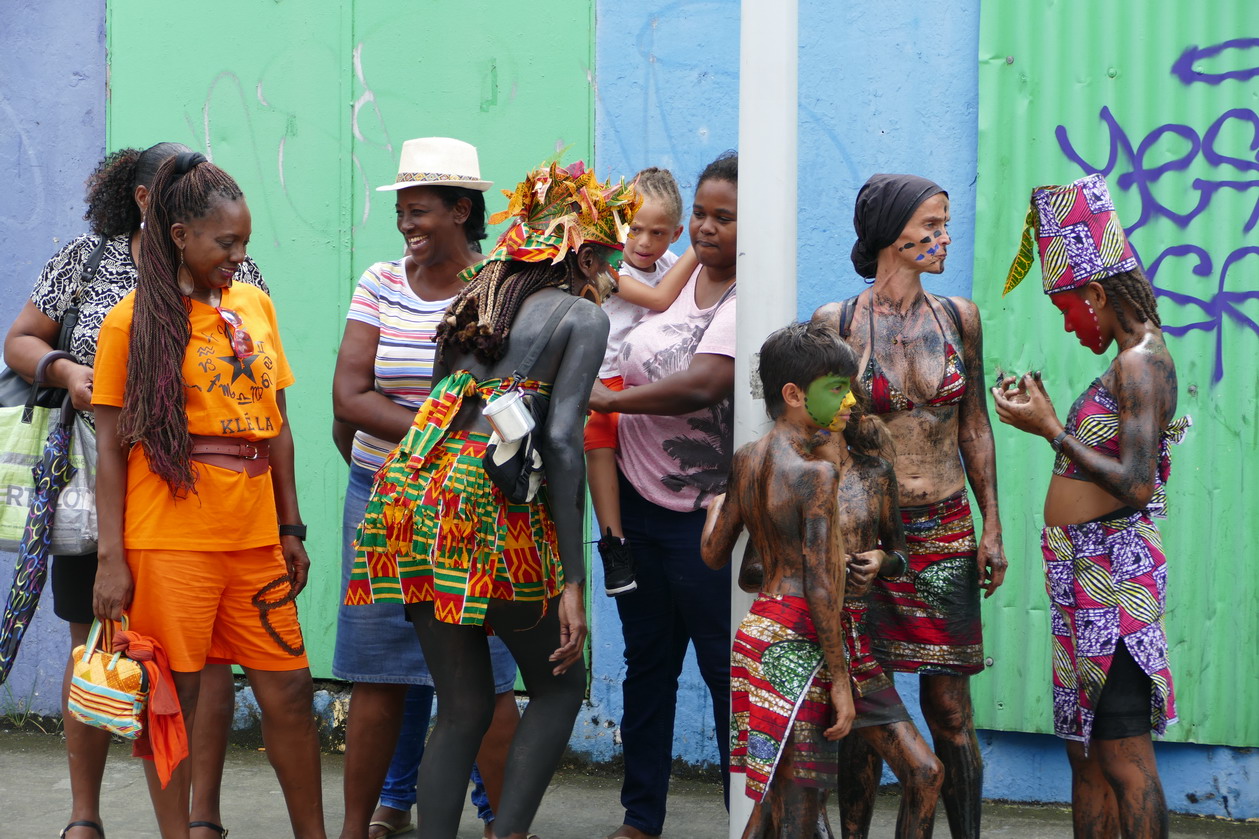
[91,152,324,838]
[3,143,268,839]
[346,161,637,839]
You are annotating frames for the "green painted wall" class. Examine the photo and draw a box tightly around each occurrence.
[975,2,1258,746]
[105,0,595,676]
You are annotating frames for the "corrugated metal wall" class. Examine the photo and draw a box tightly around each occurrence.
[105,0,595,676]
[974,1,1258,747]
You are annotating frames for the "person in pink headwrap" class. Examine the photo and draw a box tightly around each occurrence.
[993,173,1188,839]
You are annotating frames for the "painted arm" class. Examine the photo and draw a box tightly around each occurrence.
[4,301,95,411]
[876,464,910,576]
[270,390,310,595]
[614,247,699,312]
[953,298,1007,597]
[539,301,609,675]
[993,354,1166,509]
[800,461,854,740]
[331,319,418,444]
[589,352,734,416]
[92,405,132,621]
[701,455,746,569]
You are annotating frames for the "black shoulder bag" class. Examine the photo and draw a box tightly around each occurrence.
[0,237,109,409]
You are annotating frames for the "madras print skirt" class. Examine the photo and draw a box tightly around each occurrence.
[731,592,839,802]
[346,430,561,627]
[1042,508,1176,742]
[868,490,984,676]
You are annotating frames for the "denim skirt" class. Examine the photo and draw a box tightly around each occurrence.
[332,462,435,684]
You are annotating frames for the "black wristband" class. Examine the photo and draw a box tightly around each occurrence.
[279,523,307,541]
[1049,430,1069,453]
[880,550,909,580]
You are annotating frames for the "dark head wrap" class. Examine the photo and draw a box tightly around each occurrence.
[850,173,947,279]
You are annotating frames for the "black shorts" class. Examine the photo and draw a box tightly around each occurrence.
[1092,642,1153,740]
[50,552,98,625]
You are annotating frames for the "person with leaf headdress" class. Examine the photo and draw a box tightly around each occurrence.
[346,161,639,839]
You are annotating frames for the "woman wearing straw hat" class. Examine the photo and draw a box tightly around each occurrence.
[331,138,522,839]
[345,160,637,839]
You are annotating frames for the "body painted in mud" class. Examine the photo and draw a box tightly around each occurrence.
[812,175,1002,839]
[993,267,1177,839]
[702,322,858,839]
[745,389,948,839]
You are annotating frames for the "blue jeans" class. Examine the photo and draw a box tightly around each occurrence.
[615,472,731,836]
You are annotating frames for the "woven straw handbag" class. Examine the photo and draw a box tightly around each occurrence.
[67,618,149,739]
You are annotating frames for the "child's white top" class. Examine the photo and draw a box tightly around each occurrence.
[599,249,679,379]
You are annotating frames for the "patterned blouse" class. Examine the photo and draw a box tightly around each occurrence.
[30,233,269,368]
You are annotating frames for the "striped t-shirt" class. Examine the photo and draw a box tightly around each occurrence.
[347,259,457,471]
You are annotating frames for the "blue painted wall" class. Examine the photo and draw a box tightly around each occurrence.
[0,0,106,720]
[582,0,741,767]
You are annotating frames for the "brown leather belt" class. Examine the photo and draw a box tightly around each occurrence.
[188,434,270,478]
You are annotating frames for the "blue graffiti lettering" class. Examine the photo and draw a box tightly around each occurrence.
[1171,38,1259,86]
[1056,44,1259,382]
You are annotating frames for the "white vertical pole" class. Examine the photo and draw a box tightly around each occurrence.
[732,1,798,836]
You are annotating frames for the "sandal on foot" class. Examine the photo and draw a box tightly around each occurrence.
[60,822,105,839]
[189,822,229,837]
[368,820,414,838]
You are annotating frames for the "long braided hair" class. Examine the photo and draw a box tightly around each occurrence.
[119,152,244,496]
[1097,267,1161,332]
[435,244,612,365]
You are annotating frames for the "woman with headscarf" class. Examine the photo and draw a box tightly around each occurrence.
[993,174,1186,839]
[812,174,1005,838]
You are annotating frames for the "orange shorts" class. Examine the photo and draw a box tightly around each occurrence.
[585,375,624,452]
[126,545,308,672]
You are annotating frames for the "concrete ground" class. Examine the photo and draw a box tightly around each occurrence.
[2,730,1255,838]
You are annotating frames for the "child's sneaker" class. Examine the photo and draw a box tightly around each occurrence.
[597,529,637,596]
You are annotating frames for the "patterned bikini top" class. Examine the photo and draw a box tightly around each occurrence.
[398,370,550,471]
[1053,377,1192,518]
[860,293,967,414]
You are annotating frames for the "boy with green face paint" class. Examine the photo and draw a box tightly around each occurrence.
[805,375,858,432]
[701,321,870,838]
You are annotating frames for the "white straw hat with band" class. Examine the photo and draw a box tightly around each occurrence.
[376,137,493,192]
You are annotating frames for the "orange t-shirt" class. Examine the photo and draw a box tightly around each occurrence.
[93,284,295,551]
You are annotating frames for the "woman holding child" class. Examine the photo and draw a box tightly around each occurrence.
[588,151,738,839]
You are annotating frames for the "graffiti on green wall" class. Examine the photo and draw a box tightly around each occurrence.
[976,6,1258,747]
